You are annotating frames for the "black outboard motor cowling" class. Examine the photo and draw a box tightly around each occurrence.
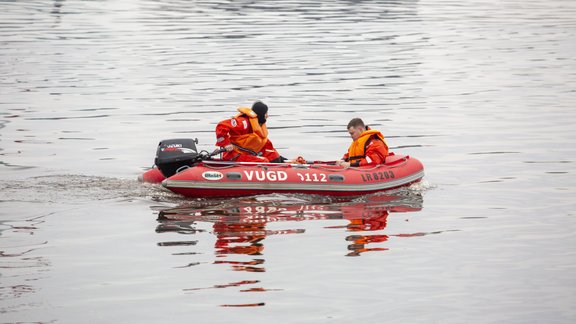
[154,138,200,178]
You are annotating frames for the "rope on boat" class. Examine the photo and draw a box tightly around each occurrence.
[202,163,238,170]
[198,156,408,171]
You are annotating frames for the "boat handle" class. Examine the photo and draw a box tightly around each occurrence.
[176,165,191,173]
[387,156,409,168]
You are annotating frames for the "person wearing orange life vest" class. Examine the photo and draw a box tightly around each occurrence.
[336,118,389,168]
[215,101,287,163]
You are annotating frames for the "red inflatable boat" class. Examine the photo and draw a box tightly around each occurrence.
[139,138,424,198]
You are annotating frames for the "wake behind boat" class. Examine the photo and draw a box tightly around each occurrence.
[139,138,424,198]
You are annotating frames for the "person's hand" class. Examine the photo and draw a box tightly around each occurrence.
[293,156,306,164]
[224,144,234,152]
[286,156,306,164]
[336,160,350,168]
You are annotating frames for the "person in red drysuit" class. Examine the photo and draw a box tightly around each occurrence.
[336,118,389,167]
[215,101,295,163]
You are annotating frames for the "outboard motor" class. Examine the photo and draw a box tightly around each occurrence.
[154,138,201,177]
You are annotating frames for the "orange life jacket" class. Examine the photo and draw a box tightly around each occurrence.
[230,107,269,154]
[347,129,386,164]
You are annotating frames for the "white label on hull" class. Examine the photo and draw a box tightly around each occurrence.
[243,170,288,182]
[202,171,224,180]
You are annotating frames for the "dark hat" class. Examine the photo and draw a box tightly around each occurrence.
[252,101,268,124]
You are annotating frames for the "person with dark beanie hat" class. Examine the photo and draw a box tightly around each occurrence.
[215,101,300,163]
[251,101,268,125]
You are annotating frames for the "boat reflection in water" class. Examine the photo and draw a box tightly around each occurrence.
[155,192,423,306]
[157,191,424,256]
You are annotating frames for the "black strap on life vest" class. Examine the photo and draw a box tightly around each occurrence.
[232,144,261,156]
[346,135,383,162]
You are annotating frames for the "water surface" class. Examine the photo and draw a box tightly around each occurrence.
[1,0,576,323]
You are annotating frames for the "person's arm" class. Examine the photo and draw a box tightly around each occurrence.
[358,140,388,166]
[261,139,281,161]
[216,116,246,151]
[215,119,232,147]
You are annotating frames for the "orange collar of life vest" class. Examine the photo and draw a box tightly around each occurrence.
[348,129,384,160]
[235,107,268,139]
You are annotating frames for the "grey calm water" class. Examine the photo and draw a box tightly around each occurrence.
[1,0,576,323]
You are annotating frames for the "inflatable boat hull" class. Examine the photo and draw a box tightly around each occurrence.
[157,154,423,198]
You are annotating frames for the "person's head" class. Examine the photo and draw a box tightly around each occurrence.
[346,118,367,141]
[252,101,268,124]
